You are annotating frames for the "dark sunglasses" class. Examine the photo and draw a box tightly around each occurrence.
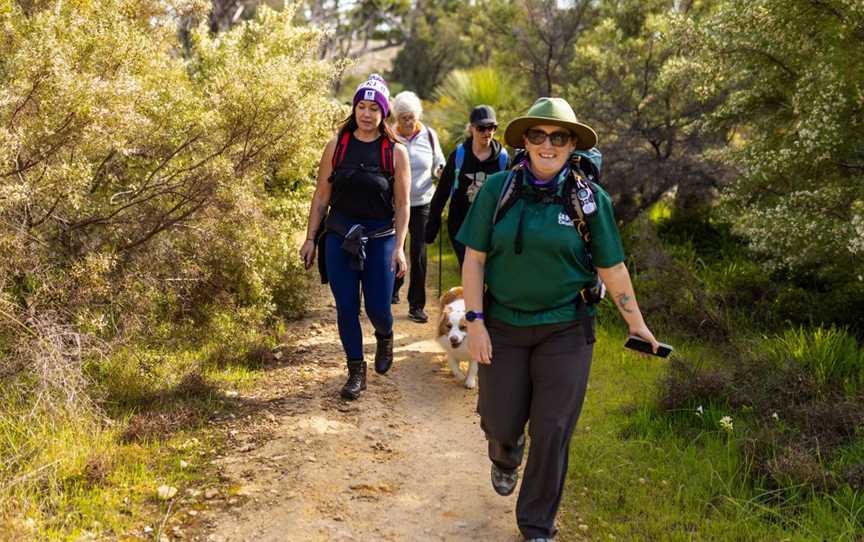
[525,128,573,147]
[475,124,498,133]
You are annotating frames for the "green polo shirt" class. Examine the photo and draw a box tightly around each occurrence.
[456,170,625,326]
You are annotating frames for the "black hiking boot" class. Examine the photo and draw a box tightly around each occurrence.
[340,361,366,400]
[374,332,394,375]
[491,463,518,496]
[407,307,428,323]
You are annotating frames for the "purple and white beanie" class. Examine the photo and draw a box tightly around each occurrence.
[352,74,390,117]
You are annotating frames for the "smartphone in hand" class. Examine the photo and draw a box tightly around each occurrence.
[624,336,673,358]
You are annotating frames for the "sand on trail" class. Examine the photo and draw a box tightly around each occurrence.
[194,292,521,542]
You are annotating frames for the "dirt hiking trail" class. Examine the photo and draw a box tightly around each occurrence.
[190,291,524,542]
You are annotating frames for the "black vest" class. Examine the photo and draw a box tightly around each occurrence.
[329,134,394,220]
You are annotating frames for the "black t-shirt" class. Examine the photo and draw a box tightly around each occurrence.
[329,133,394,220]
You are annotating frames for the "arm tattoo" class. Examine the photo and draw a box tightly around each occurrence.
[615,293,634,313]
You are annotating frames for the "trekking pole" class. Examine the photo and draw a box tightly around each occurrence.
[437,229,443,299]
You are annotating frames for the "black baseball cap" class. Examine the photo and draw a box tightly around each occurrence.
[469,105,497,127]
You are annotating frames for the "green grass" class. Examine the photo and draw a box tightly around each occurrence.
[766,326,864,394]
[559,327,864,541]
[0,312,281,540]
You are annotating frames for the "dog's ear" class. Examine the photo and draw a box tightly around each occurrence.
[439,286,463,307]
[437,312,451,337]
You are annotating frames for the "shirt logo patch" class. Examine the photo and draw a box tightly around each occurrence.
[558,212,574,226]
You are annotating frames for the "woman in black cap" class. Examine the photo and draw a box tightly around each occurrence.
[425,105,510,268]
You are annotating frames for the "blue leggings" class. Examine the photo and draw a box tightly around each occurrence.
[325,218,396,363]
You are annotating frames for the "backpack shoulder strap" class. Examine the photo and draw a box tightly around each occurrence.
[492,165,524,225]
[497,148,509,171]
[426,128,440,175]
[426,127,436,151]
[562,170,594,244]
[331,130,351,171]
[452,143,465,193]
[380,137,395,178]
[572,148,602,182]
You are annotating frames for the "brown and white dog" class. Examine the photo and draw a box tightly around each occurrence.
[435,287,478,389]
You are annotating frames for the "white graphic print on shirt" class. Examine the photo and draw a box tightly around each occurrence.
[464,171,488,203]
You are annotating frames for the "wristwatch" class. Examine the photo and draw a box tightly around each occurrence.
[465,310,484,322]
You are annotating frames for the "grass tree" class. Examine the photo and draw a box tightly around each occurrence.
[426,66,526,153]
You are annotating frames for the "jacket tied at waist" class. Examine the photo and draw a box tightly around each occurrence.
[316,213,395,283]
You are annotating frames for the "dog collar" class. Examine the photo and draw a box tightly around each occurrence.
[465,310,484,322]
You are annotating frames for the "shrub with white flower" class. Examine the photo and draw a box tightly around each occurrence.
[719,415,734,433]
[671,0,864,280]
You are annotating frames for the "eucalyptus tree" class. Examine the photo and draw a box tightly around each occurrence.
[565,0,725,221]
[389,0,484,98]
[477,0,598,97]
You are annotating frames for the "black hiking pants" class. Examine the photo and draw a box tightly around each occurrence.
[447,215,467,269]
[478,316,595,540]
[393,203,430,310]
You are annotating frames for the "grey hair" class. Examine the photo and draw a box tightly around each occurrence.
[392,91,423,118]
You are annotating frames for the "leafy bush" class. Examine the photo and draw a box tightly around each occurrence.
[0,0,339,406]
[623,212,729,341]
[0,2,339,531]
[643,204,864,337]
[670,0,864,280]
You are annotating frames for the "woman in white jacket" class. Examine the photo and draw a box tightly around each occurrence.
[390,91,446,323]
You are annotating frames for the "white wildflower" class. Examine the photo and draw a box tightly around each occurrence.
[157,485,178,500]
[719,416,733,433]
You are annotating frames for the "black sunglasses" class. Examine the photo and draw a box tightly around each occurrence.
[475,124,498,133]
[525,128,573,147]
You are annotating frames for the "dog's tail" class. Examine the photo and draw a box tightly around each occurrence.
[439,286,463,308]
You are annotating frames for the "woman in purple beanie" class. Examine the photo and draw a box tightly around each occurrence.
[300,74,411,400]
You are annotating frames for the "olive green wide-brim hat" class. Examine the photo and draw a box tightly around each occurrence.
[504,97,598,151]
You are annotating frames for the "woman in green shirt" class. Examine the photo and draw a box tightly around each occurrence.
[458,97,660,542]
